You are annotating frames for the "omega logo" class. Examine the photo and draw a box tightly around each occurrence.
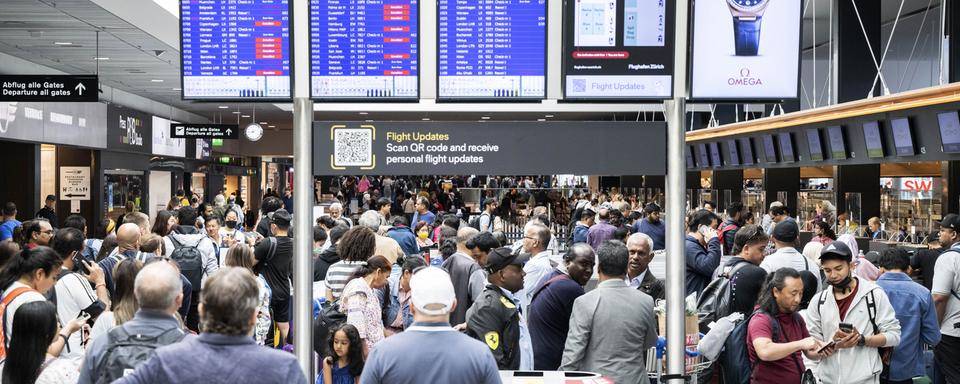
[728,67,763,86]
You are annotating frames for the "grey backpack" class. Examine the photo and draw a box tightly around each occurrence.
[94,326,186,384]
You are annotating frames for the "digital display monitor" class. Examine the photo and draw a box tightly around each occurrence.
[180,0,291,100]
[709,142,722,167]
[890,118,915,156]
[698,143,710,168]
[562,0,674,99]
[762,134,777,163]
[827,125,847,160]
[686,145,695,168]
[438,0,546,99]
[805,128,823,161]
[862,121,885,158]
[937,111,960,153]
[690,0,802,100]
[726,139,740,166]
[778,133,795,163]
[310,0,419,99]
[739,137,754,165]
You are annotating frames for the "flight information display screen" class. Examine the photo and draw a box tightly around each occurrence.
[180,0,291,100]
[563,0,674,99]
[310,0,419,99]
[438,0,546,99]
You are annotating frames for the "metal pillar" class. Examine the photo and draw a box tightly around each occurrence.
[664,0,689,382]
[292,0,314,377]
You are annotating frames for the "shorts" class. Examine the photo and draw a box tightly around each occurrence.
[271,294,291,323]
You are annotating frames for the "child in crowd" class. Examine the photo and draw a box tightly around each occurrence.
[319,324,364,384]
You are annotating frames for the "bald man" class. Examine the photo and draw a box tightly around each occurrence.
[79,261,190,384]
[442,226,480,326]
[97,223,144,295]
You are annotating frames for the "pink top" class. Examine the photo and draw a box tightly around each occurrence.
[341,277,384,350]
[358,178,370,193]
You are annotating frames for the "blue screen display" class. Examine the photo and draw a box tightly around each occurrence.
[778,133,795,163]
[805,128,823,161]
[739,137,754,165]
[709,142,722,167]
[891,118,915,156]
[310,0,419,99]
[438,0,546,99]
[180,0,291,99]
[727,139,739,166]
[762,134,777,163]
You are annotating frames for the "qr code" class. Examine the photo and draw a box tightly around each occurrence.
[334,128,373,167]
[572,79,586,93]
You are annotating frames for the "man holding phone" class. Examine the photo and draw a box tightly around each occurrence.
[50,227,109,357]
[805,242,902,384]
[684,209,722,296]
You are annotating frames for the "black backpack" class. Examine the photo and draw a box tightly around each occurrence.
[94,326,186,384]
[468,212,488,231]
[718,310,784,384]
[697,259,751,334]
[169,237,204,289]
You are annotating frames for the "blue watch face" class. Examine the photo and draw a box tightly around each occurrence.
[732,0,765,7]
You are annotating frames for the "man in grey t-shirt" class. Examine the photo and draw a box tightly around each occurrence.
[932,214,960,383]
[442,227,480,326]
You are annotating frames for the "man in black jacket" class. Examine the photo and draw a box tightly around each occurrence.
[465,247,524,370]
[626,233,665,301]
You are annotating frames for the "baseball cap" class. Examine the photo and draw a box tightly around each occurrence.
[772,220,799,243]
[271,209,292,225]
[926,232,940,244]
[769,201,783,210]
[45,194,56,202]
[820,241,853,262]
[485,247,523,274]
[940,214,960,231]
[410,267,456,316]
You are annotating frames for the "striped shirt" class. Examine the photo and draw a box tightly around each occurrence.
[324,261,365,302]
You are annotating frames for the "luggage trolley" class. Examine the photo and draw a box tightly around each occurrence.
[647,336,711,383]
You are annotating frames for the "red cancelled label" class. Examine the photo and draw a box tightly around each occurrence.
[384,70,409,75]
[255,21,282,27]
[384,4,409,9]
[385,10,409,16]
[572,51,630,59]
[256,38,282,43]
[384,26,410,32]
[256,70,282,76]
[384,37,410,43]
[384,54,411,59]
[256,54,281,59]
[384,16,409,21]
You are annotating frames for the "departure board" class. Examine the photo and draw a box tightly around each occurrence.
[438,0,546,99]
[180,0,291,100]
[310,0,419,99]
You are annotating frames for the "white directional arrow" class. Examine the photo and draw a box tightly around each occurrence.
[225,128,232,136]
[75,82,86,95]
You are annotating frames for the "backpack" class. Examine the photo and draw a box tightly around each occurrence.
[718,310,788,384]
[697,259,751,334]
[94,326,186,384]
[717,221,740,255]
[169,236,205,290]
[0,287,35,358]
[44,269,76,305]
[313,300,347,356]
[468,212,489,231]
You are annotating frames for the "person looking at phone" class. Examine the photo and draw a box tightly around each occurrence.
[50,227,109,357]
[685,209,722,296]
[805,241,902,384]
[748,268,832,384]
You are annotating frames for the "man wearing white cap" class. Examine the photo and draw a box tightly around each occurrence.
[360,267,501,384]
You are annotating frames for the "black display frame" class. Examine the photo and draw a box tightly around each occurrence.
[862,121,886,159]
[936,110,960,153]
[805,127,824,161]
[827,125,848,160]
[739,137,755,165]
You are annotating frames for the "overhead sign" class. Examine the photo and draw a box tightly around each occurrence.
[313,121,666,175]
[690,0,801,100]
[60,166,91,200]
[152,116,186,157]
[170,124,240,139]
[0,75,98,102]
[107,105,152,154]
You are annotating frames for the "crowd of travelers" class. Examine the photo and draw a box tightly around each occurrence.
[0,176,957,384]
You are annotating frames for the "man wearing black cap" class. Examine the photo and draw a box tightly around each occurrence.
[633,203,665,251]
[932,213,960,382]
[254,208,295,346]
[465,247,525,370]
[760,219,821,292]
[806,241,901,384]
[911,232,943,291]
[36,194,58,226]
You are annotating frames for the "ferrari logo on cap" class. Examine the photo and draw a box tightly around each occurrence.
[485,331,499,350]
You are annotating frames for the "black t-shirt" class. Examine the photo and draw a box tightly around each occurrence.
[727,257,768,317]
[911,248,943,291]
[254,236,294,298]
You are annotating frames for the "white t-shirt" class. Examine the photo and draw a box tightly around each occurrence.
[932,250,960,337]
[54,270,99,358]
[1,281,47,344]
[760,247,822,292]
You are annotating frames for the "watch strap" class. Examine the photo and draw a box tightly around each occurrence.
[733,16,762,56]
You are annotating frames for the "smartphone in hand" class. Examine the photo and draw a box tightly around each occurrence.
[817,340,836,354]
[73,252,89,274]
[838,323,854,333]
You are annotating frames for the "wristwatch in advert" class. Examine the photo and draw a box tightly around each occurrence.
[726,0,771,56]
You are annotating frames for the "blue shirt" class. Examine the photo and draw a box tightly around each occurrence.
[116,333,307,384]
[0,219,20,242]
[360,322,500,384]
[411,211,436,227]
[634,219,666,250]
[876,272,942,381]
[528,270,584,370]
[572,223,589,244]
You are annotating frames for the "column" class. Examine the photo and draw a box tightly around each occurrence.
[763,167,800,214]
[713,169,744,210]
[835,164,881,222]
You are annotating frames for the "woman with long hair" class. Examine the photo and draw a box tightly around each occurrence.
[89,258,143,342]
[0,247,63,354]
[151,210,175,237]
[340,255,391,358]
[811,221,836,246]
[0,301,86,384]
[223,243,272,345]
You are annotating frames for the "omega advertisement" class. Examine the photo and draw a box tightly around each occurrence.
[690,0,801,100]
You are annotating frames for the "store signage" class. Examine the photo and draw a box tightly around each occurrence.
[107,105,152,154]
[0,75,98,102]
[690,0,801,100]
[152,116,186,158]
[170,124,240,139]
[0,101,107,148]
[59,166,91,201]
[313,121,666,175]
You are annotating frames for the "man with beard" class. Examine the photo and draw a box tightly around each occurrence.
[625,233,664,301]
[748,268,832,383]
[528,244,595,370]
[633,204,665,251]
[805,242,902,384]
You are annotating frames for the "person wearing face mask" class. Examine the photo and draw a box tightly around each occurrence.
[805,241,902,384]
[220,210,245,243]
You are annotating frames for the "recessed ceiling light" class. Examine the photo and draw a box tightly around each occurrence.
[365,119,374,122]
[545,114,554,118]
[421,118,430,121]
[241,115,250,118]
[93,57,109,61]
[537,118,546,122]
[151,79,164,83]
[259,122,267,125]
[268,125,276,128]
[231,111,241,114]
[219,106,229,109]
[54,42,73,46]
[358,112,369,115]
[481,116,491,120]
[171,88,181,91]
